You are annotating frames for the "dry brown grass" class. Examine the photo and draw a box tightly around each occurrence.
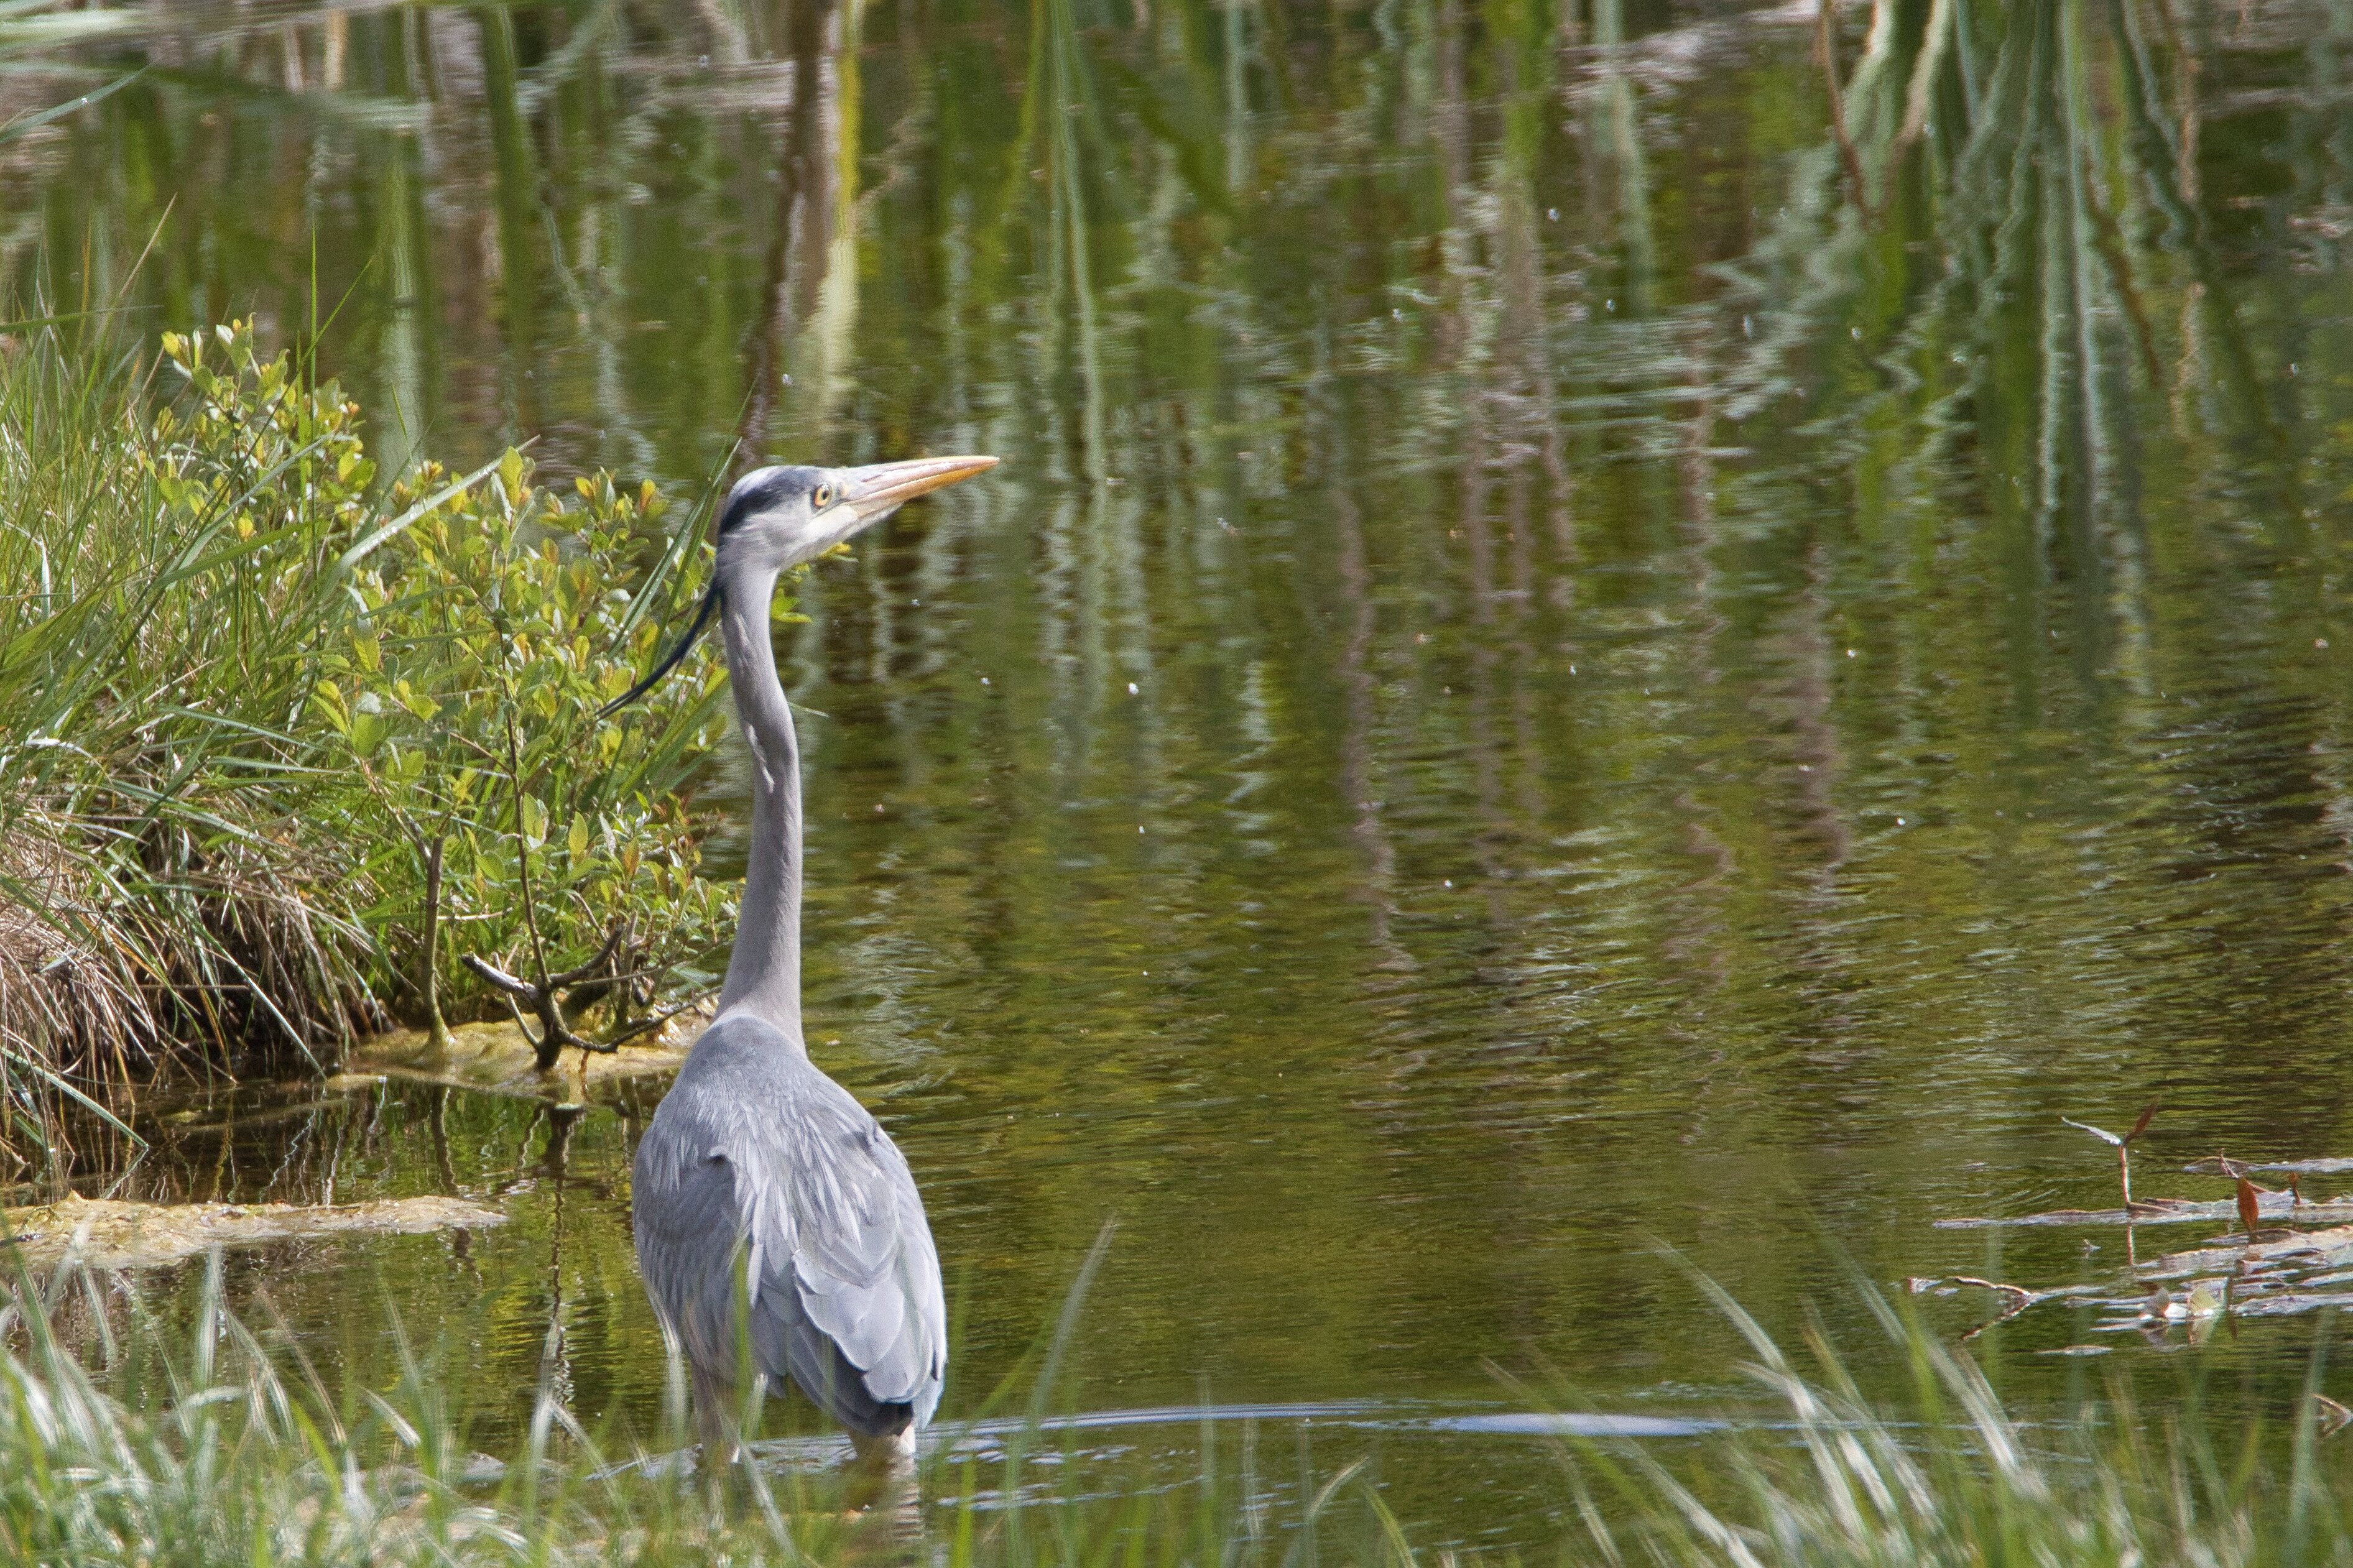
[0,811,379,1162]
[0,828,154,1115]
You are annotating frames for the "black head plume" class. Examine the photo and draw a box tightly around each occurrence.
[598,578,722,719]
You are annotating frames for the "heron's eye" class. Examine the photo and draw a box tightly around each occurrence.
[812,484,834,509]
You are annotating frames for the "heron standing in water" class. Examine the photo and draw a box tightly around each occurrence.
[604,455,997,1469]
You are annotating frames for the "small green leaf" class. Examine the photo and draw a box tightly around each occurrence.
[392,679,440,721]
[349,710,387,758]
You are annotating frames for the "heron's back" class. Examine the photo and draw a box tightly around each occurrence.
[632,1013,945,1436]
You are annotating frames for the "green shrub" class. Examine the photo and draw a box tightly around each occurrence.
[315,450,734,1060]
[0,319,743,1151]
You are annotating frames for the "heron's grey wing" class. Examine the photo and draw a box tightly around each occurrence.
[633,1019,945,1437]
[633,1099,756,1372]
[741,1071,946,1434]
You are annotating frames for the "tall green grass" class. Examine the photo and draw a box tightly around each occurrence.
[0,315,369,1143]
[0,311,733,1163]
[0,1258,2344,1566]
[1566,1284,2352,1567]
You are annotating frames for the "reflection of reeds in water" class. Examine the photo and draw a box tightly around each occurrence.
[1712,0,2340,785]
[481,4,542,438]
[0,1,881,483]
[1725,0,2280,524]
[376,11,432,479]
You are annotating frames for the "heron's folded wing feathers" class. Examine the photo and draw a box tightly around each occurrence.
[743,1072,945,1430]
[636,1030,945,1437]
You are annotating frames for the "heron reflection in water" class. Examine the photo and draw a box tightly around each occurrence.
[603,456,997,1478]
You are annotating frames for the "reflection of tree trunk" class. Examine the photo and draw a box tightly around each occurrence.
[540,1100,584,1178]
[478,6,540,435]
[740,0,839,465]
[2039,1,2106,686]
[377,12,433,477]
[430,1086,458,1194]
[1461,371,1510,930]
[1783,542,1852,879]
[1224,0,1252,195]
[1045,0,1107,484]
[1334,477,1413,972]
[1430,0,1471,366]
[1663,351,1734,989]
[2109,0,2275,459]
[538,1101,580,1417]
[1429,0,1519,924]
[1593,0,1657,310]
[1496,12,1565,874]
[1023,0,1118,762]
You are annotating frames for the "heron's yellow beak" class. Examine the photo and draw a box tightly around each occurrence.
[843,455,1000,522]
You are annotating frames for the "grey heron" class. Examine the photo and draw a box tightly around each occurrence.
[603,454,998,1468]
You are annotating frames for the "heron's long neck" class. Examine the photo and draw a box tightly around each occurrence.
[715,561,806,1041]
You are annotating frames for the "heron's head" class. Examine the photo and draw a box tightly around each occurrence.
[715,456,999,576]
[601,453,998,716]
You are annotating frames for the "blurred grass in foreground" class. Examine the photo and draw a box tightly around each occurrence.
[0,1256,2345,1566]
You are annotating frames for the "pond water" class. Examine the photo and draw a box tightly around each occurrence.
[10,0,2353,1547]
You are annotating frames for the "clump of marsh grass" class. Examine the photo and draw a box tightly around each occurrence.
[0,314,376,1155]
[0,308,732,1161]
[1,1248,961,1566]
[0,1245,1140,1567]
[1562,1281,2352,1567]
[3,1252,2352,1567]
[0,1253,673,1566]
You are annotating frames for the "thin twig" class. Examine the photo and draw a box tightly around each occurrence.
[501,711,552,987]
[490,985,545,1054]
[1907,1275,2050,1342]
[546,923,627,989]
[599,985,718,1049]
[1817,0,1872,212]
[460,953,538,998]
